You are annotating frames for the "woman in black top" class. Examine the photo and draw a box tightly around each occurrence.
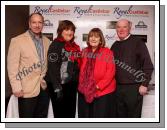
[45,20,80,118]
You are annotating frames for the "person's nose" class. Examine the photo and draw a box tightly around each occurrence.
[35,22,41,28]
[119,28,125,33]
[37,23,40,27]
[92,36,96,40]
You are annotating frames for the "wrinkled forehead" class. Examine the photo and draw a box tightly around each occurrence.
[29,14,43,21]
[116,19,130,26]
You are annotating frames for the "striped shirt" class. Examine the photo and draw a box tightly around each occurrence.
[29,30,44,63]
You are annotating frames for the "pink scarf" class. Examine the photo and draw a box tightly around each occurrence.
[78,47,100,103]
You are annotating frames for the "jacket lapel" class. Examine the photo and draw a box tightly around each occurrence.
[24,31,39,59]
[42,37,47,61]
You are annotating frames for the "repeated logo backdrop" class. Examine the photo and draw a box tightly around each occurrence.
[30,5,155,84]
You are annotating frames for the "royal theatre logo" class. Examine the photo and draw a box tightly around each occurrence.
[113,5,149,19]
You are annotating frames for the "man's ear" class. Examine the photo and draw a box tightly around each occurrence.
[129,21,132,29]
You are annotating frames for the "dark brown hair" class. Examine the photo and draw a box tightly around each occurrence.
[87,28,106,47]
[57,20,76,41]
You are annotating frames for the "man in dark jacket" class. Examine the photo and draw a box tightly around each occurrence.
[111,19,154,118]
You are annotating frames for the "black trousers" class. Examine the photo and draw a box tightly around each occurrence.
[48,81,77,118]
[18,88,50,118]
[78,92,116,118]
[116,84,143,118]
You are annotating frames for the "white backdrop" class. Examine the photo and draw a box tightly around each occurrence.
[30,5,155,84]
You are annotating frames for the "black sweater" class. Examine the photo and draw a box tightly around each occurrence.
[44,40,79,91]
[111,35,154,87]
